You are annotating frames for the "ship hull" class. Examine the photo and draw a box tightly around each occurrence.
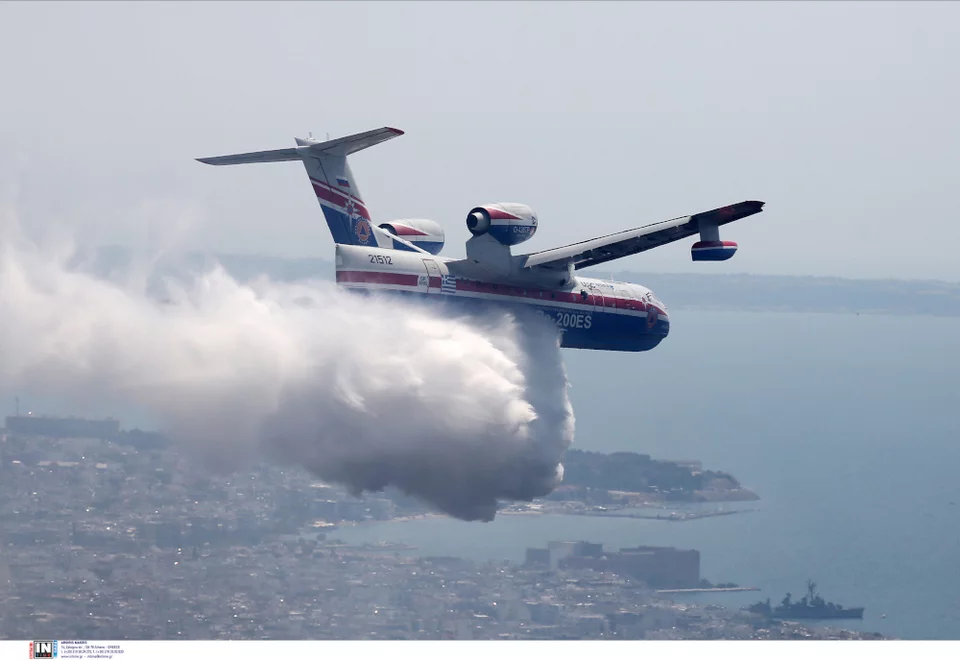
[773,608,864,620]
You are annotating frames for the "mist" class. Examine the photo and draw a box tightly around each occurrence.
[0,219,575,522]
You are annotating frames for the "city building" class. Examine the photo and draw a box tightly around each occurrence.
[526,541,700,589]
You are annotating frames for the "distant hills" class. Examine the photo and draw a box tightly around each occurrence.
[616,271,960,317]
[84,247,960,317]
[557,448,755,502]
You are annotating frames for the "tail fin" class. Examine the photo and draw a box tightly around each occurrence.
[198,127,423,251]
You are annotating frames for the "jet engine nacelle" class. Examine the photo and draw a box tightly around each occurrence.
[379,219,445,255]
[466,203,538,246]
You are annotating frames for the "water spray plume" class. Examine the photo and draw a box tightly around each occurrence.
[0,221,575,521]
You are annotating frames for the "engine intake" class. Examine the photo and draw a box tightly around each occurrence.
[466,203,538,246]
[467,210,489,234]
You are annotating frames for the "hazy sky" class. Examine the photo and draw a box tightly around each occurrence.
[2,1,958,280]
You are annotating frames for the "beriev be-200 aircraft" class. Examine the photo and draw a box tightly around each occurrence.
[198,127,764,352]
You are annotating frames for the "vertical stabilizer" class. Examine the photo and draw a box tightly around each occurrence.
[197,127,423,252]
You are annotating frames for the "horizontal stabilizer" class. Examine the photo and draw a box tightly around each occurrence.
[295,126,404,156]
[196,127,404,166]
[197,148,300,166]
[195,126,413,252]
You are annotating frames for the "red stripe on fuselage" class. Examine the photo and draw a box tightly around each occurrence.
[335,270,661,316]
[336,271,420,286]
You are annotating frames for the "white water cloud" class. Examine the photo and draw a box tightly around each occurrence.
[0,220,574,521]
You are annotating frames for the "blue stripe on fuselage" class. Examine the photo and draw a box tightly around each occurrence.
[345,287,669,352]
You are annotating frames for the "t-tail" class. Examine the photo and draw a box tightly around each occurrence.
[197,127,424,252]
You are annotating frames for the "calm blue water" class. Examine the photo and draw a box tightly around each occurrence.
[333,310,960,640]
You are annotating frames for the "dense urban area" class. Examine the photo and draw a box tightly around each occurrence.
[0,414,883,640]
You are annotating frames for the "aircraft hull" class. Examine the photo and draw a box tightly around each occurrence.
[336,245,669,352]
[197,127,763,355]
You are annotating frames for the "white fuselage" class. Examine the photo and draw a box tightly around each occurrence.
[335,244,670,352]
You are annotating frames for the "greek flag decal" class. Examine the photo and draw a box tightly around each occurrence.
[440,275,457,294]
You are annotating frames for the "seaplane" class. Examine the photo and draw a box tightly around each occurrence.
[198,127,764,352]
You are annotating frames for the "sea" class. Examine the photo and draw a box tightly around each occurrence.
[7,306,958,638]
[330,309,960,640]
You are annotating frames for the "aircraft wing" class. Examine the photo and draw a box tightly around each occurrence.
[519,200,765,271]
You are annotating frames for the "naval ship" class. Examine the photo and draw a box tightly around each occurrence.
[747,580,864,620]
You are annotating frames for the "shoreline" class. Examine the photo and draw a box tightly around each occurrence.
[323,504,760,532]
